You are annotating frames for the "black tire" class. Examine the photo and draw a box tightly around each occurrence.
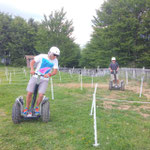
[121,81,125,91]
[41,101,50,123]
[109,81,113,90]
[12,102,22,124]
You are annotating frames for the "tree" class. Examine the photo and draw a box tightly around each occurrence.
[81,0,150,68]
[35,8,81,67]
[0,13,39,66]
[0,12,12,65]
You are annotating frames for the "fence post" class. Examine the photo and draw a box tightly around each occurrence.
[126,70,128,85]
[139,67,145,97]
[9,72,11,84]
[59,70,61,82]
[5,68,8,81]
[93,93,99,146]
[80,74,83,90]
[91,75,94,88]
[24,68,27,77]
[133,70,135,79]
[50,78,54,100]
[13,69,15,76]
[90,83,98,116]
[78,74,80,82]
[69,70,73,78]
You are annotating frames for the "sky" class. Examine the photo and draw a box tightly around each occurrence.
[0,0,105,47]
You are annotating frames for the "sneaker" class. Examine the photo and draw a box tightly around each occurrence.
[23,107,28,115]
[27,111,32,117]
[35,106,40,115]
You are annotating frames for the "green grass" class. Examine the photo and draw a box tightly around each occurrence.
[0,67,150,150]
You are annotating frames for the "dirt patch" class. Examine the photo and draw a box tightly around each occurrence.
[0,109,6,117]
[117,105,131,110]
[102,101,150,118]
[56,83,93,88]
[56,82,150,100]
[103,101,116,109]
[139,112,150,118]
[126,82,150,100]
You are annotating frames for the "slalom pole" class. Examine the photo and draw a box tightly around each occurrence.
[24,68,27,77]
[78,74,80,82]
[5,68,8,81]
[91,75,94,88]
[69,70,73,78]
[139,67,145,97]
[90,83,98,116]
[50,77,54,100]
[59,70,62,82]
[126,70,128,85]
[13,69,15,76]
[80,74,83,90]
[9,72,11,84]
[93,93,99,147]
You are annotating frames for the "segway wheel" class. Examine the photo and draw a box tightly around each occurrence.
[109,81,113,90]
[121,81,125,91]
[12,102,22,124]
[41,101,50,122]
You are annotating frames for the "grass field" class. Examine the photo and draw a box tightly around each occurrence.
[0,67,150,150]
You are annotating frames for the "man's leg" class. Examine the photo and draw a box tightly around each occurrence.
[35,93,44,114]
[26,76,36,110]
[36,80,48,107]
[116,74,119,84]
[26,92,33,109]
[36,93,44,107]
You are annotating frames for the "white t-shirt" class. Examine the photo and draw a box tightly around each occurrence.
[33,54,58,80]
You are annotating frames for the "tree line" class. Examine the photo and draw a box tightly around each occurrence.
[81,0,150,68]
[0,0,150,68]
[0,8,80,67]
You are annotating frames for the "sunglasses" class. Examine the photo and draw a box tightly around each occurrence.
[53,54,59,57]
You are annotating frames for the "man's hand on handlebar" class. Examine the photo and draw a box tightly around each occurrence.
[44,73,52,78]
[30,70,35,75]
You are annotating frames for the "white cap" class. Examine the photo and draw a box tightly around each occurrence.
[48,46,60,56]
[111,57,116,61]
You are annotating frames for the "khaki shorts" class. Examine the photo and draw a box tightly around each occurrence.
[26,77,49,94]
[111,74,119,81]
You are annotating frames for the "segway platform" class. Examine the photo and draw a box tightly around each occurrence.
[12,96,50,124]
[109,80,125,91]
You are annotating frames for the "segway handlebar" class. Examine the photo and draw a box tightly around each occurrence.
[34,73,44,77]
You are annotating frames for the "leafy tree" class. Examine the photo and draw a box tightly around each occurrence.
[81,0,150,68]
[35,8,81,67]
[0,13,39,66]
[0,12,12,65]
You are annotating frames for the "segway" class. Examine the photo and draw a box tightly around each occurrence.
[109,70,125,91]
[12,73,50,124]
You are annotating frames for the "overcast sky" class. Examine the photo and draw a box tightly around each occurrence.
[0,0,105,47]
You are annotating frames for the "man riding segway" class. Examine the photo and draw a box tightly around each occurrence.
[109,57,119,85]
[108,57,125,90]
[24,46,60,115]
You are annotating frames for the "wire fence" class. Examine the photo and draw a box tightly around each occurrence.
[60,67,150,82]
